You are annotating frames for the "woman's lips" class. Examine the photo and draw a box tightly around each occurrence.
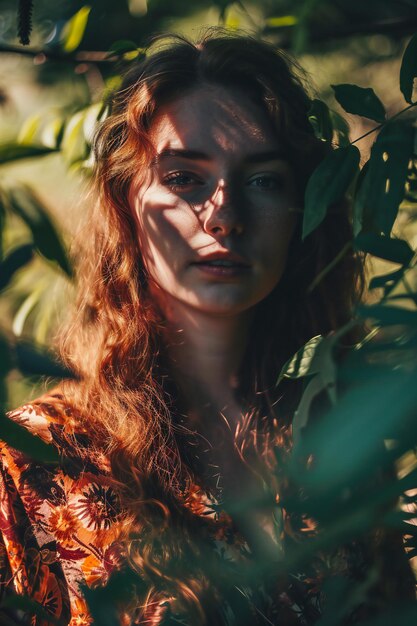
[191,259,250,277]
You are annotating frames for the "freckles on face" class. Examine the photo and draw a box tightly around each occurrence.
[128,86,298,316]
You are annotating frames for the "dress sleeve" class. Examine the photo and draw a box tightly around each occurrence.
[0,441,72,626]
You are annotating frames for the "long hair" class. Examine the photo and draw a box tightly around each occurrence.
[57,29,364,623]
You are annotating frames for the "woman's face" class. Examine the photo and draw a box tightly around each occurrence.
[129,85,298,318]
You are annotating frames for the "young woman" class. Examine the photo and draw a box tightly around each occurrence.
[0,30,414,625]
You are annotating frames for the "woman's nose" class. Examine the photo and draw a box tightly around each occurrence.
[202,180,244,237]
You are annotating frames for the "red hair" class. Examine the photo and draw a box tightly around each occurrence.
[57,29,364,622]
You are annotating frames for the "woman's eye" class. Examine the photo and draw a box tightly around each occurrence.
[247,174,284,190]
[163,172,203,190]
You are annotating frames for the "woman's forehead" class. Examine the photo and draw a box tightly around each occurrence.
[148,85,282,159]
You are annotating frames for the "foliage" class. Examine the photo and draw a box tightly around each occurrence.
[1,2,417,625]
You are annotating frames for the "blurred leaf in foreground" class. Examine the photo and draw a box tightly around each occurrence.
[0,144,56,164]
[60,6,92,53]
[0,244,34,292]
[6,185,73,278]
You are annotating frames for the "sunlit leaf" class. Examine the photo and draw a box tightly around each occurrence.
[83,103,102,145]
[17,112,42,145]
[265,15,297,27]
[0,143,56,164]
[41,116,66,149]
[400,33,417,104]
[7,185,72,277]
[354,233,414,265]
[354,122,414,236]
[12,289,42,337]
[61,6,91,53]
[303,144,360,239]
[0,243,34,291]
[277,335,323,384]
[332,84,386,123]
[308,99,333,143]
[61,109,89,165]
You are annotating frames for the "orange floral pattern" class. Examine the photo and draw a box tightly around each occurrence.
[0,391,410,624]
[0,393,125,625]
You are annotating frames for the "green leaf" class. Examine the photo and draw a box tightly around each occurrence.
[82,568,144,626]
[61,109,89,165]
[358,304,417,326]
[369,268,404,291]
[400,33,417,104]
[290,370,416,492]
[354,123,414,236]
[1,592,61,624]
[0,333,13,378]
[212,0,232,21]
[303,144,360,239]
[15,341,76,379]
[17,112,42,145]
[106,39,140,59]
[0,188,5,260]
[277,335,323,384]
[332,83,386,123]
[7,186,72,277]
[265,15,298,27]
[308,99,333,142]
[61,6,91,53]
[13,288,43,337]
[41,116,66,149]
[354,233,414,265]
[0,243,34,291]
[316,574,377,626]
[329,110,350,146]
[292,375,325,444]
[0,413,60,463]
[0,143,56,164]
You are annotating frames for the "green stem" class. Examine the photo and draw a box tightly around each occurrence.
[351,102,417,145]
[308,241,352,292]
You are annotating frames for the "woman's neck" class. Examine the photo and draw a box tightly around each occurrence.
[156,294,253,419]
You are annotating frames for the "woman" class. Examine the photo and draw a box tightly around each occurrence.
[0,30,414,625]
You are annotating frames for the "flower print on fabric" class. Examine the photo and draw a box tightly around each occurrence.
[0,390,379,625]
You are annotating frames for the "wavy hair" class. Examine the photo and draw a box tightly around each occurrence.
[58,29,364,623]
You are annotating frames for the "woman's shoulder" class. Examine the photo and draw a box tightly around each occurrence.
[3,388,111,475]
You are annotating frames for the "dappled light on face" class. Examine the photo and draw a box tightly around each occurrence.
[128,85,297,319]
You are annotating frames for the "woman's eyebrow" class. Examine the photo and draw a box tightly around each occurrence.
[150,148,286,167]
[243,150,286,164]
[151,148,210,165]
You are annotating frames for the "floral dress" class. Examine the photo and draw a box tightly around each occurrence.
[0,392,413,625]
